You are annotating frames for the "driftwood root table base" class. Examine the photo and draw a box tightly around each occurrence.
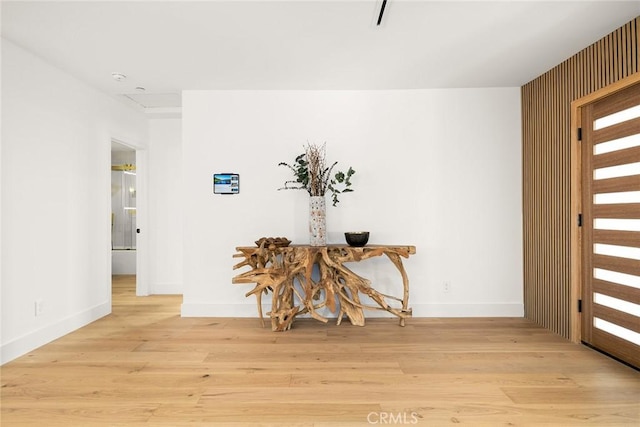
[232,244,416,331]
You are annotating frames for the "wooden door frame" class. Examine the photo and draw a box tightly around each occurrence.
[569,72,640,343]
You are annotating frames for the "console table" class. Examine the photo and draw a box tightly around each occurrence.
[232,244,416,331]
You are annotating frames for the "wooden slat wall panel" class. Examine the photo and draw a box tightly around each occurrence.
[521,17,639,338]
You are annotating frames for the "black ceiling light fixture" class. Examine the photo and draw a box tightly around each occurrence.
[376,0,388,26]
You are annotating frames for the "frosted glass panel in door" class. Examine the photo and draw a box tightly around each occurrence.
[111,170,136,250]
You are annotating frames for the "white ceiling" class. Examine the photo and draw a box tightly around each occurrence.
[2,0,639,114]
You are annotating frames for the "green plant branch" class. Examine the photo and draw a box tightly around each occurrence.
[278,142,355,206]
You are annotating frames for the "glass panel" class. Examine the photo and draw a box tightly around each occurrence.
[594,268,640,289]
[594,133,640,155]
[123,171,136,209]
[594,243,640,260]
[594,317,640,346]
[594,292,640,316]
[593,162,640,180]
[593,218,640,231]
[594,191,640,204]
[594,104,640,130]
[111,169,137,250]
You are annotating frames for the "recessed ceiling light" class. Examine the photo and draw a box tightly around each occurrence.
[111,72,127,82]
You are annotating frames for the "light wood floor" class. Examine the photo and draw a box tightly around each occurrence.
[2,275,639,426]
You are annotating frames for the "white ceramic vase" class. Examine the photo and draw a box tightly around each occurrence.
[309,196,326,246]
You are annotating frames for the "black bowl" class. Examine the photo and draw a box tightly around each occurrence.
[345,231,369,247]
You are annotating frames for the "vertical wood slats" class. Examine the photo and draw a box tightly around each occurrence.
[521,17,639,339]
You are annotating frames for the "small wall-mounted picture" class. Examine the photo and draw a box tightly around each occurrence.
[213,173,240,194]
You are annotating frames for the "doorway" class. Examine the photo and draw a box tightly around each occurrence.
[576,80,640,368]
[111,141,137,276]
[110,140,148,296]
[111,141,137,274]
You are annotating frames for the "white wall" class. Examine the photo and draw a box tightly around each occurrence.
[148,118,183,294]
[181,89,523,318]
[0,39,148,363]
[0,8,3,349]
[0,39,523,361]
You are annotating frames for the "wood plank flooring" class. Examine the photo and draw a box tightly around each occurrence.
[2,275,639,426]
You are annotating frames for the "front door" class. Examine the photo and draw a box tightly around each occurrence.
[580,82,640,368]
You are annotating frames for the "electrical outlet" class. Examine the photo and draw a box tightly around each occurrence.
[443,282,451,293]
[35,299,44,317]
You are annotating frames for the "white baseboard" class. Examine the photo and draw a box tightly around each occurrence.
[1,302,110,365]
[181,302,524,318]
[412,303,524,317]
